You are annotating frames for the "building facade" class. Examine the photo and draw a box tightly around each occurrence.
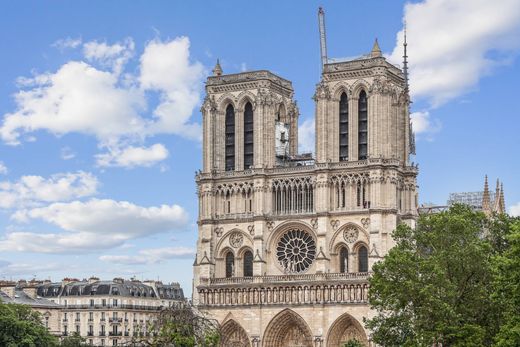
[23,277,185,346]
[0,280,62,336]
[193,41,418,347]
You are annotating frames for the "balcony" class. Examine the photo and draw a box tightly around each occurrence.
[109,317,122,324]
[99,332,106,337]
[87,332,94,336]
[197,272,370,307]
[205,272,370,286]
[109,332,122,336]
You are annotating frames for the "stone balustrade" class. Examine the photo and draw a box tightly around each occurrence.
[197,273,370,307]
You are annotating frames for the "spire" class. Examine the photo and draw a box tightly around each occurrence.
[370,38,382,58]
[482,175,491,216]
[493,179,501,213]
[212,59,223,76]
[403,22,409,93]
[499,182,506,214]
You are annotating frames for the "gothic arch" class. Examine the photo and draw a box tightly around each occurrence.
[331,82,352,100]
[216,229,253,257]
[237,91,256,110]
[350,79,370,98]
[326,313,368,347]
[265,220,316,253]
[220,319,251,347]
[217,93,237,110]
[329,223,369,253]
[263,309,313,347]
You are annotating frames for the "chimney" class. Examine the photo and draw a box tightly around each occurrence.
[22,285,38,299]
[0,281,16,299]
[88,276,99,284]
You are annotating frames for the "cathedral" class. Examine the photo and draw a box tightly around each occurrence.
[193,25,418,346]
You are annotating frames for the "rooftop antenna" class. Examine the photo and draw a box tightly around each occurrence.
[318,7,328,72]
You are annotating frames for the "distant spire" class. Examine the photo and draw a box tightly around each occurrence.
[403,22,409,93]
[482,175,491,216]
[212,59,223,76]
[499,182,506,214]
[370,38,382,58]
[493,179,501,213]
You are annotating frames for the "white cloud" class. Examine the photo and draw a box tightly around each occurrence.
[298,118,315,154]
[60,146,75,160]
[509,202,520,217]
[388,0,520,107]
[0,232,126,253]
[99,246,194,265]
[410,111,442,138]
[83,38,134,75]
[12,199,188,236]
[0,161,7,175]
[95,143,168,168]
[2,199,189,254]
[1,36,204,165]
[140,37,204,141]
[0,61,146,146]
[0,171,98,209]
[52,37,82,50]
[0,260,64,277]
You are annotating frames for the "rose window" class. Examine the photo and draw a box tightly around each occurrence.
[276,229,316,273]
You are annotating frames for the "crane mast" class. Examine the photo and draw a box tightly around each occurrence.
[318,7,328,72]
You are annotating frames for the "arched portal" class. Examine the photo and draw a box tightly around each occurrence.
[263,309,313,347]
[220,319,251,347]
[326,313,368,347]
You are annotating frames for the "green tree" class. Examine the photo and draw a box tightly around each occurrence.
[365,205,508,347]
[130,304,220,347]
[60,332,88,347]
[493,219,520,346]
[342,339,363,347]
[0,301,59,347]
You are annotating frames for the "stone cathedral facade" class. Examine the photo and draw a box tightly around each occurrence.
[193,41,418,347]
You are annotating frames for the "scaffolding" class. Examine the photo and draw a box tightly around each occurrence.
[447,191,496,210]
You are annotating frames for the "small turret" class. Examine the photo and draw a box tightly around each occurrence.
[212,59,223,76]
[370,38,382,58]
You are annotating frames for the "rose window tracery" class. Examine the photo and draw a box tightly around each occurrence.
[343,226,359,243]
[276,229,316,273]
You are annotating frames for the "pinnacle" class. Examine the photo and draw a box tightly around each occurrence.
[371,38,382,58]
[212,59,223,76]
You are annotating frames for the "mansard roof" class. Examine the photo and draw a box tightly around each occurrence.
[36,278,184,300]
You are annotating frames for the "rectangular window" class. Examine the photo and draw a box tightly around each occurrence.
[102,299,106,307]
[113,299,118,307]
[90,299,94,307]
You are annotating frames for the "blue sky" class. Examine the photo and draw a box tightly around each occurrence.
[0,0,519,297]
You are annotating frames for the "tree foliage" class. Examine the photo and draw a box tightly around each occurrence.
[0,301,59,347]
[493,219,520,346]
[342,339,364,347]
[60,332,88,347]
[129,303,220,347]
[366,205,519,347]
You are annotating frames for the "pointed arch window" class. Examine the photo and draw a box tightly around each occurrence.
[225,104,235,171]
[243,250,253,277]
[339,247,349,273]
[358,91,368,160]
[339,92,349,161]
[225,251,235,278]
[358,245,368,272]
[244,102,254,168]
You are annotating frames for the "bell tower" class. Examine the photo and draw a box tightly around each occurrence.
[200,63,299,174]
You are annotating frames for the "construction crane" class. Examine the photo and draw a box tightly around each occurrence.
[318,7,328,72]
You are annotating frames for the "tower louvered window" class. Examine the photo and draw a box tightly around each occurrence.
[225,252,235,278]
[225,104,235,171]
[243,250,253,277]
[358,91,368,160]
[244,102,254,168]
[358,245,368,272]
[339,92,349,161]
